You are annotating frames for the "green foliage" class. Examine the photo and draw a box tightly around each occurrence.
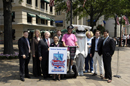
[55,0,120,30]
[96,25,105,35]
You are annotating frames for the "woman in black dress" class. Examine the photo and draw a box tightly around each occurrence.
[31,29,41,77]
[50,35,63,81]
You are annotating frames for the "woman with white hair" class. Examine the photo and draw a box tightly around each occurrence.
[38,31,54,79]
[85,31,94,73]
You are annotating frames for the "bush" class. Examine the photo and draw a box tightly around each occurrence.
[96,25,105,34]
[0,52,18,59]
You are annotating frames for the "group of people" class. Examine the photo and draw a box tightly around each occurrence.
[18,25,116,83]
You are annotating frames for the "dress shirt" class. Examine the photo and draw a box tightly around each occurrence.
[95,37,99,51]
[45,38,50,45]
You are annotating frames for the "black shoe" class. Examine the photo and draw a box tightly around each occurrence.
[20,77,25,81]
[92,73,97,76]
[25,75,31,78]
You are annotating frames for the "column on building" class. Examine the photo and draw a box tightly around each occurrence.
[38,0,41,10]
[47,3,50,14]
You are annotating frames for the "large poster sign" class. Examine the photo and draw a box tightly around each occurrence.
[49,47,67,74]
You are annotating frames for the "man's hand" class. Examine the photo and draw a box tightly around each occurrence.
[23,55,26,59]
[65,45,68,47]
[90,54,92,57]
[39,56,42,61]
[48,48,49,51]
[33,55,35,57]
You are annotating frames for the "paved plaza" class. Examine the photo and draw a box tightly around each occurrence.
[0,45,130,86]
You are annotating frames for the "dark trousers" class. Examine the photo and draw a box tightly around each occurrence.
[33,52,41,76]
[103,53,112,80]
[41,58,48,78]
[123,39,126,47]
[19,55,30,78]
[85,54,93,71]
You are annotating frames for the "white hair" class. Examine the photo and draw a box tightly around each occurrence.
[44,31,50,36]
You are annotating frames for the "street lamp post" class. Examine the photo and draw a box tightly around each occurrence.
[119,15,122,47]
[70,0,72,26]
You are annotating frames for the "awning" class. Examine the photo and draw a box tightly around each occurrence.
[55,20,63,23]
[27,13,36,17]
[37,15,50,20]
[87,19,96,22]
[51,19,55,21]
[41,0,49,3]
[103,20,106,24]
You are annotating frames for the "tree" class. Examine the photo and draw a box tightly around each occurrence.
[3,0,22,54]
[104,0,130,37]
[55,0,114,30]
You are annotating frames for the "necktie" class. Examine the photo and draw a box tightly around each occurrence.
[47,39,50,47]
[26,38,31,53]
[103,37,108,45]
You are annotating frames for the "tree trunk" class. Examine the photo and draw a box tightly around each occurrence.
[114,16,117,37]
[3,0,14,54]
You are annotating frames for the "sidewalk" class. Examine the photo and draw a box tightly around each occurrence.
[0,46,130,86]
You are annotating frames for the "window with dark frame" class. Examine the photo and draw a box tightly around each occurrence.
[41,19,45,24]
[57,11,61,15]
[35,0,38,7]
[41,1,45,9]
[50,20,53,26]
[27,16,32,23]
[12,11,15,22]
[56,23,63,27]
[27,0,32,4]
[36,17,38,24]
[46,20,48,25]
[46,3,48,11]
[50,7,53,13]
[11,0,14,2]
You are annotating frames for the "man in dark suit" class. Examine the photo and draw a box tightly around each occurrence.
[38,31,53,79]
[102,30,116,83]
[18,31,31,81]
[90,30,103,77]
[57,30,63,43]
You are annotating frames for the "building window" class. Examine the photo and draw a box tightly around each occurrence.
[35,0,38,7]
[36,17,38,24]
[41,1,45,9]
[50,20,53,26]
[46,3,48,11]
[56,23,63,27]
[27,16,32,23]
[50,7,53,13]
[57,11,61,15]
[46,20,48,25]
[41,19,45,24]
[27,0,32,4]
[12,11,15,22]
[11,0,14,2]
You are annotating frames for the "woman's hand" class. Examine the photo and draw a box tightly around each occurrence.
[33,55,35,57]
[39,56,42,61]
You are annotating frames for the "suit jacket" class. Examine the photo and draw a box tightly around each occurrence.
[102,37,116,56]
[18,37,30,58]
[90,37,103,57]
[58,35,63,43]
[31,37,41,55]
[38,38,54,60]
